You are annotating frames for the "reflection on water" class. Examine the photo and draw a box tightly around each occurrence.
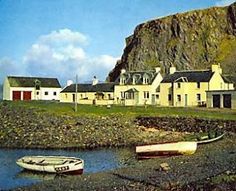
[15,170,62,181]
[0,148,135,190]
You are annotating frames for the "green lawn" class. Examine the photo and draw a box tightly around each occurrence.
[3,100,236,120]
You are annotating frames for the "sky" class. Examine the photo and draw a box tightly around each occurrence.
[0,0,235,86]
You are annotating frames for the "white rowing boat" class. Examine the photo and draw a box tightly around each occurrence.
[136,141,197,159]
[16,156,84,175]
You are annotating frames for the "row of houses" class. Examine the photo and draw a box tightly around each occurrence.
[2,64,236,109]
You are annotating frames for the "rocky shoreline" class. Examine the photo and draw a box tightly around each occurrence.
[12,134,236,191]
[1,102,235,150]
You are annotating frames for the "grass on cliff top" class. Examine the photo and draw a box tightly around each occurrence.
[3,101,236,120]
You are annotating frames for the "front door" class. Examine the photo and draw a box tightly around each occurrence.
[185,94,188,106]
[151,94,155,105]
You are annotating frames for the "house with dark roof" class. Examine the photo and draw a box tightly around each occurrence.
[159,64,234,107]
[60,78,115,105]
[3,76,61,101]
[114,67,163,106]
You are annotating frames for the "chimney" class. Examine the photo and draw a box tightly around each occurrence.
[67,80,73,86]
[120,69,126,74]
[92,76,98,85]
[169,66,176,74]
[211,63,222,74]
[155,67,161,73]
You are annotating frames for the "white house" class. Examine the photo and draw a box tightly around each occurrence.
[3,76,61,101]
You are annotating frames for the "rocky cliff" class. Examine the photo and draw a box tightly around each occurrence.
[108,2,236,82]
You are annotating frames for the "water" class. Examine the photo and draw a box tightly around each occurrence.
[0,148,135,190]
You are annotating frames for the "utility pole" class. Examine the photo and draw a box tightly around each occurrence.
[75,74,78,112]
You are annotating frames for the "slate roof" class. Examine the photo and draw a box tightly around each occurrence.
[7,76,61,88]
[61,83,115,93]
[119,70,158,85]
[161,70,214,83]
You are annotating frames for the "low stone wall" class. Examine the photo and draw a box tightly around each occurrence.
[135,116,236,133]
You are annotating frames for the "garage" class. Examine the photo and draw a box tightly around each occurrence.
[23,91,32,100]
[206,90,236,109]
[12,91,21,100]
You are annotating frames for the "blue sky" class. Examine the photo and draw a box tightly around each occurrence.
[0,0,235,85]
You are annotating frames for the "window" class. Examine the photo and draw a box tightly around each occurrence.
[35,85,40,90]
[125,92,134,99]
[168,94,172,101]
[65,94,68,99]
[177,83,181,88]
[197,82,200,88]
[133,76,137,84]
[36,91,39,95]
[120,77,126,85]
[44,91,48,96]
[53,92,57,96]
[177,95,181,102]
[156,94,159,99]
[197,94,201,101]
[144,91,149,99]
[35,80,41,90]
[143,77,149,84]
[121,91,125,99]
[108,94,112,100]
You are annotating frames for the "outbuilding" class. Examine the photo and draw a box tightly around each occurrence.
[206,90,236,109]
[3,76,61,101]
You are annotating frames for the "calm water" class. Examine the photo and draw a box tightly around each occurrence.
[0,148,135,190]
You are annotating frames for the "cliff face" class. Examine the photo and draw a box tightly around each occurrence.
[108,2,236,82]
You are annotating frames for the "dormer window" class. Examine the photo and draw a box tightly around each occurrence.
[120,76,126,85]
[133,76,138,84]
[143,74,150,84]
[35,80,41,90]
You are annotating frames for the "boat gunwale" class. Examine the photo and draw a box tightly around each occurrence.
[196,133,225,144]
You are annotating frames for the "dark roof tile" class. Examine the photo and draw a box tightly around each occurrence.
[161,70,214,83]
[7,76,61,88]
[61,83,115,93]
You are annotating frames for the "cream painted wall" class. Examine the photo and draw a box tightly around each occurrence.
[160,71,234,107]
[209,72,234,90]
[3,78,10,100]
[114,84,152,105]
[114,73,162,106]
[159,83,173,106]
[172,82,209,107]
[60,92,114,105]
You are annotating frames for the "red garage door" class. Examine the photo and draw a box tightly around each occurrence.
[23,91,32,100]
[13,91,21,100]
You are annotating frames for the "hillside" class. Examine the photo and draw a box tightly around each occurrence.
[108,2,236,81]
